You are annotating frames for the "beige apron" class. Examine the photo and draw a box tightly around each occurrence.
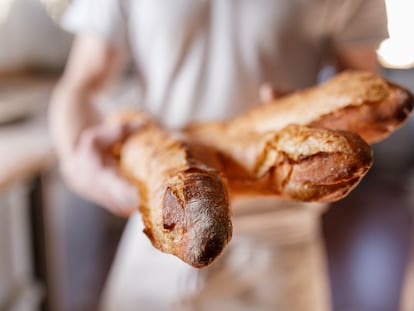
[100,198,331,311]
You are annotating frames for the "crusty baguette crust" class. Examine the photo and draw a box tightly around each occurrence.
[308,79,414,143]
[107,71,412,266]
[114,113,232,268]
[187,71,414,144]
[189,124,373,202]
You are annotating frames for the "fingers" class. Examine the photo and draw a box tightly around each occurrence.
[99,168,140,216]
[259,83,279,103]
[259,84,291,103]
[61,121,144,217]
[80,120,145,151]
[62,161,140,216]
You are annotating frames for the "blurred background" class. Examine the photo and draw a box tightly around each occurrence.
[0,0,414,311]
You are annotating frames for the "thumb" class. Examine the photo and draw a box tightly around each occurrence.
[82,120,145,150]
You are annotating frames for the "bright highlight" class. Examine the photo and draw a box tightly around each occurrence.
[0,0,14,25]
[377,0,414,69]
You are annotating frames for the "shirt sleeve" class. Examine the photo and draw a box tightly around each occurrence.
[327,0,389,48]
[61,0,128,49]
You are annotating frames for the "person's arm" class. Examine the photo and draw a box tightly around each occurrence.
[49,34,139,215]
[329,0,388,73]
[50,34,118,157]
[334,45,381,73]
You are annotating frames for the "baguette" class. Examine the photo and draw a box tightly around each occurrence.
[187,71,414,144]
[108,70,411,266]
[189,124,373,202]
[113,112,232,268]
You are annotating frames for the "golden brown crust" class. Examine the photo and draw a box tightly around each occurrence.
[116,113,232,268]
[187,71,414,144]
[309,80,414,143]
[108,71,412,266]
[182,70,412,201]
[190,124,373,202]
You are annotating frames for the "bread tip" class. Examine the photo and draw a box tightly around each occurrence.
[182,171,232,268]
[157,168,232,268]
[186,232,232,268]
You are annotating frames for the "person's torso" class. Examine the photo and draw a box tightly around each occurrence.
[122,0,330,128]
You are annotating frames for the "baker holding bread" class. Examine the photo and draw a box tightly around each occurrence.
[49,0,389,310]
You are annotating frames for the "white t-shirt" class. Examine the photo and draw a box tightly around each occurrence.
[63,0,387,129]
[62,1,388,310]
[61,0,388,245]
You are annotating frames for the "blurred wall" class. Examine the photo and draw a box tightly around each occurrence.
[0,0,72,73]
[374,68,414,173]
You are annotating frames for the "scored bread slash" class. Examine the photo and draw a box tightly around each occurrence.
[113,112,232,268]
[109,110,373,266]
[106,70,413,266]
[189,124,373,202]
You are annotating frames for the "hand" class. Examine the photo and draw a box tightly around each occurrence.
[259,83,290,103]
[60,121,142,216]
